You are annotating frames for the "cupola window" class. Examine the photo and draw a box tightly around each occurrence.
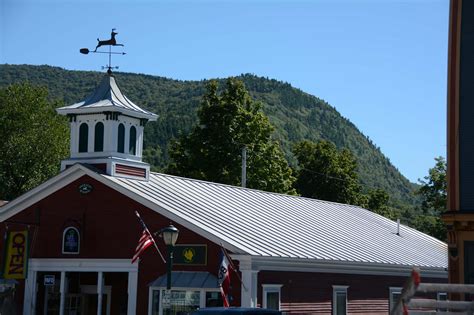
[129,126,137,155]
[118,123,125,153]
[79,123,89,153]
[94,122,104,152]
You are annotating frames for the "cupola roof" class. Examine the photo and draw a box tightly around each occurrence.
[57,72,157,121]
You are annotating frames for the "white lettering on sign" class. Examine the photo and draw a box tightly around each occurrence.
[44,275,55,286]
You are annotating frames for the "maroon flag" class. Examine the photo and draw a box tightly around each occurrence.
[132,211,166,264]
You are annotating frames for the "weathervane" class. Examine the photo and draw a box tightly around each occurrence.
[80,28,126,73]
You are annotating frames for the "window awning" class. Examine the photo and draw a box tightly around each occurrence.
[149,271,219,289]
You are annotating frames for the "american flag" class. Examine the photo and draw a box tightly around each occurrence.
[132,229,154,263]
[132,211,165,264]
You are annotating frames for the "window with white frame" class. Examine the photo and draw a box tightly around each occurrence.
[437,292,447,312]
[148,287,222,315]
[389,287,402,313]
[332,285,348,315]
[262,284,282,310]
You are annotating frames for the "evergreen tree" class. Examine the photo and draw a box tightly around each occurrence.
[167,79,295,194]
[293,140,362,204]
[0,83,69,200]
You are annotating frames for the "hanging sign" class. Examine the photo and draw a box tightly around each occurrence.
[174,245,207,265]
[3,230,29,279]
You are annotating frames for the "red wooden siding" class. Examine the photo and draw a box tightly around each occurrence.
[258,271,444,315]
[0,175,239,315]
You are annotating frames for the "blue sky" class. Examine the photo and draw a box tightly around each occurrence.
[0,0,449,183]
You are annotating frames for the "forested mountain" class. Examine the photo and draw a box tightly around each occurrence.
[0,64,418,208]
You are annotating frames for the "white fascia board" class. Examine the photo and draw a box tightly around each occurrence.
[248,256,448,279]
[56,105,157,121]
[0,165,92,222]
[28,258,138,272]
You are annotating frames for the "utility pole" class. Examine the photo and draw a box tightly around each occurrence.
[241,146,247,188]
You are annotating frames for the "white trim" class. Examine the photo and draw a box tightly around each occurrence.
[62,226,80,254]
[389,287,402,313]
[262,284,282,310]
[0,166,87,221]
[23,268,37,315]
[97,271,104,315]
[248,255,447,278]
[147,286,153,315]
[128,270,138,315]
[24,260,137,315]
[57,105,157,121]
[28,258,138,272]
[59,271,66,315]
[332,285,349,315]
[147,287,221,315]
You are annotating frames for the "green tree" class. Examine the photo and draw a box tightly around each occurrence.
[293,140,362,204]
[0,83,69,200]
[417,156,447,213]
[414,156,447,241]
[365,188,396,218]
[167,78,295,194]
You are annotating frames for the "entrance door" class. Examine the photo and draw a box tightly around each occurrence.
[80,285,111,315]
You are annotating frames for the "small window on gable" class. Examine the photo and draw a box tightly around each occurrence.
[79,123,89,153]
[94,122,104,152]
[63,227,80,254]
[389,287,402,313]
[262,284,282,310]
[437,292,447,312]
[333,285,348,315]
[129,126,137,155]
[117,123,125,153]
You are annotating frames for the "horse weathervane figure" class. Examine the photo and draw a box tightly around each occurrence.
[80,28,126,73]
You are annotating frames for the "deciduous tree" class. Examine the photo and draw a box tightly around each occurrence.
[0,83,69,200]
[293,140,362,204]
[417,156,447,213]
[167,79,295,194]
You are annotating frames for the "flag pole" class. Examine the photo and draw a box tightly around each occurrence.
[135,211,166,263]
[220,243,248,292]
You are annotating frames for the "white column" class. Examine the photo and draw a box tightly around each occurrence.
[88,122,94,153]
[105,120,117,153]
[97,271,104,315]
[137,126,144,158]
[59,271,66,315]
[70,121,77,156]
[237,256,258,308]
[23,268,37,315]
[241,270,258,307]
[127,270,138,315]
[124,124,130,155]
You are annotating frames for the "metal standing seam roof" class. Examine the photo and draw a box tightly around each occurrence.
[105,172,448,269]
[149,271,219,288]
[56,73,157,120]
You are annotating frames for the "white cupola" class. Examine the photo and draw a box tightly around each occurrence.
[56,70,157,180]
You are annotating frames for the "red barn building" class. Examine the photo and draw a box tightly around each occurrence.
[0,71,447,315]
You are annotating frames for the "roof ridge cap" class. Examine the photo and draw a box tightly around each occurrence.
[149,171,366,208]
